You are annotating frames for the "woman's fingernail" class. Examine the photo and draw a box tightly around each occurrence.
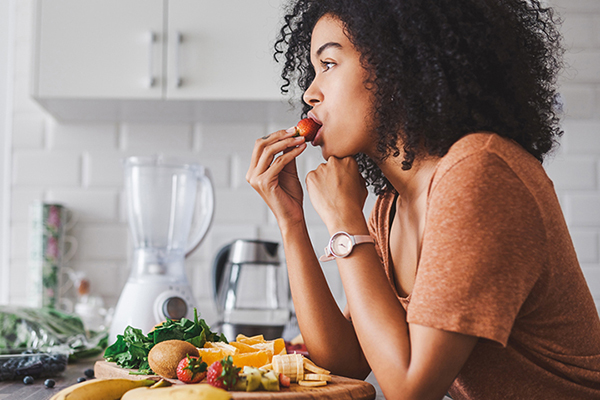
[286,126,296,133]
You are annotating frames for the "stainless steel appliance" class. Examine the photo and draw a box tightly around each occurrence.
[212,240,290,340]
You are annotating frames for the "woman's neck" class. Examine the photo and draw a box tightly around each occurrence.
[378,155,441,209]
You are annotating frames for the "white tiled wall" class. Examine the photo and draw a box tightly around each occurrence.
[544,0,600,311]
[4,0,600,322]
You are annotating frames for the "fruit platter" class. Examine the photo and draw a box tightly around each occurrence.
[45,309,376,399]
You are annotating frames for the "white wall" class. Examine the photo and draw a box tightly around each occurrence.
[3,0,600,321]
[544,0,600,310]
[0,0,16,304]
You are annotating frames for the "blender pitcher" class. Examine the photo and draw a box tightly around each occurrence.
[109,156,214,343]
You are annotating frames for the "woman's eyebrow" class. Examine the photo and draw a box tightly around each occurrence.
[315,42,342,57]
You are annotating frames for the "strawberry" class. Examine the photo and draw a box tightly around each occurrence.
[176,355,207,384]
[279,372,291,388]
[206,356,241,390]
[294,118,321,142]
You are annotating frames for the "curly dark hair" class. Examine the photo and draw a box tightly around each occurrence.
[274,0,564,195]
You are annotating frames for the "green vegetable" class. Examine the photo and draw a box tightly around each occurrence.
[0,306,108,360]
[104,308,227,374]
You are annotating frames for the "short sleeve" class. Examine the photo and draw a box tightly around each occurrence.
[407,152,547,346]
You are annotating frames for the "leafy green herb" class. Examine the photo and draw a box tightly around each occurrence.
[103,309,227,373]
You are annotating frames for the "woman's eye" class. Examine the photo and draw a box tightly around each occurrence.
[320,61,335,72]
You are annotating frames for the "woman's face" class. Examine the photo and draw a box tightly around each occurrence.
[303,14,376,160]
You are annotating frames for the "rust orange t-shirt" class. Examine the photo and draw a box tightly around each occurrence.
[368,133,600,399]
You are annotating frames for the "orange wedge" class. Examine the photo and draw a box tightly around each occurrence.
[204,341,238,356]
[196,347,225,366]
[249,341,275,354]
[273,338,286,355]
[230,341,259,353]
[231,350,271,368]
[235,334,265,345]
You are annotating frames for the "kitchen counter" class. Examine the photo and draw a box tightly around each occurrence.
[0,356,99,400]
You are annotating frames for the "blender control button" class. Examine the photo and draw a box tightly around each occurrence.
[163,297,188,320]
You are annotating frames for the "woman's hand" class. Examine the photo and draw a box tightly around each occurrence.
[246,128,308,228]
[306,156,368,233]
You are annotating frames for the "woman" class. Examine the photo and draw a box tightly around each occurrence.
[247,0,600,399]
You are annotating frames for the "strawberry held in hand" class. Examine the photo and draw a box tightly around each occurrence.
[293,118,321,142]
[176,354,208,384]
[206,356,241,390]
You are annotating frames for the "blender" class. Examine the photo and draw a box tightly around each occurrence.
[109,156,214,343]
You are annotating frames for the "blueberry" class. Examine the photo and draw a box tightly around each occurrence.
[23,376,34,385]
[77,377,86,383]
[44,379,55,388]
[84,368,94,378]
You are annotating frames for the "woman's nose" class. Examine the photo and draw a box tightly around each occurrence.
[303,79,322,107]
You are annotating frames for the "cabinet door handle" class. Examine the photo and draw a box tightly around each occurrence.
[147,31,157,88]
[174,31,183,87]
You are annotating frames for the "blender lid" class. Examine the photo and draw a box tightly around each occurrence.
[124,155,204,171]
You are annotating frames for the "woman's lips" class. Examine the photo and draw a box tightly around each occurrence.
[311,125,323,146]
[307,112,322,125]
[307,112,323,145]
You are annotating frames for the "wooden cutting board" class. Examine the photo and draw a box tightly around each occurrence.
[95,361,376,400]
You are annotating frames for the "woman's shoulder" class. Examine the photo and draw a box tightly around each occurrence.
[440,132,534,166]
[433,132,549,189]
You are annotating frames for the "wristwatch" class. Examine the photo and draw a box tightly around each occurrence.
[319,231,375,262]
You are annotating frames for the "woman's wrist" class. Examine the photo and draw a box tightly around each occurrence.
[278,217,308,237]
[325,218,369,237]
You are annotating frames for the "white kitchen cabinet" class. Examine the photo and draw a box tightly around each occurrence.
[32,0,286,121]
[33,0,165,99]
[166,0,282,100]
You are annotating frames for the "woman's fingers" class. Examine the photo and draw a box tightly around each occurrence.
[249,142,307,190]
[254,136,305,176]
[249,128,296,171]
[247,131,304,182]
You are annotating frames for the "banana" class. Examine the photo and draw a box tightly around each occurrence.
[122,383,231,400]
[303,358,331,375]
[272,353,304,383]
[298,380,327,387]
[304,373,332,382]
[49,378,155,400]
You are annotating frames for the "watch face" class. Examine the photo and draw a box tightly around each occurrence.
[331,233,353,257]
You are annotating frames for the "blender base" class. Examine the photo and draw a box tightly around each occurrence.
[109,278,197,344]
